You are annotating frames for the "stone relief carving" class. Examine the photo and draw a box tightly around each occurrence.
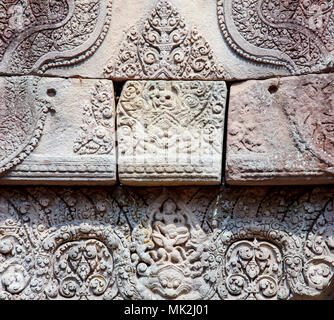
[283,74,334,167]
[73,80,115,155]
[0,77,117,184]
[117,80,227,185]
[223,239,284,300]
[122,191,213,299]
[218,0,334,74]
[105,1,228,80]
[226,74,334,185]
[0,0,112,74]
[0,77,51,175]
[0,186,333,300]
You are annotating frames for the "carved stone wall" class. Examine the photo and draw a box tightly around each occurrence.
[1,0,334,301]
[1,186,334,300]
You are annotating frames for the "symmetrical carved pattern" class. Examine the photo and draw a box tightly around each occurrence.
[223,240,283,300]
[0,186,334,300]
[117,80,227,184]
[0,77,51,175]
[122,191,212,299]
[106,1,228,80]
[73,81,115,155]
[218,0,334,74]
[0,0,112,74]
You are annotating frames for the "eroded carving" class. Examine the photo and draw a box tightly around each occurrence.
[283,74,334,166]
[106,1,228,80]
[117,80,227,185]
[73,80,115,155]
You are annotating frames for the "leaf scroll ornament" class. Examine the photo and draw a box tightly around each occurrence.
[0,77,51,175]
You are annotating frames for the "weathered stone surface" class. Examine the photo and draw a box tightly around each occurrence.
[0,76,116,184]
[3,0,332,80]
[117,80,227,186]
[104,0,229,80]
[218,0,334,76]
[226,73,334,185]
[101,0,288,81]
[1,0,290,81]
[0,0,112,75]
[0,185,334,300]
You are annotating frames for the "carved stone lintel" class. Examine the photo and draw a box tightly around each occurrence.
[226,72,334,185]
[0,185,333,300]
[0,0,112,75]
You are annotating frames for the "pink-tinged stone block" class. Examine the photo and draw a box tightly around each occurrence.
[226,73,334,185]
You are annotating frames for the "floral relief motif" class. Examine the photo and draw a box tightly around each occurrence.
[223,240,283,300]
[0,0,112,74]
[46,239,117,299]
[105,1,228,80]
[73,81,115,155]
[0,186,333,300]
[218,0,334,74]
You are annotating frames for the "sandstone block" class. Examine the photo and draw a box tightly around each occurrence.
[2,0,332,81]
[117,80,227,186]
[226,73,334,185]
[0,76,116,184]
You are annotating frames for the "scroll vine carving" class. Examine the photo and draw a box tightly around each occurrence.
[105,1,228,80]
[0,186,333,300]
[223,240,283,300]
[0,77,51,175]
[218,0,334,74]
[0,0,112,74]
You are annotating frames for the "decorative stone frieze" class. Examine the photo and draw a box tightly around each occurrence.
[117,80,227,186]
[0,185,333,300]
[1,0,334,303]
[0,77,116,185]
[2,0,333,80]
[226,73,334,185]
[105,0,228,80]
